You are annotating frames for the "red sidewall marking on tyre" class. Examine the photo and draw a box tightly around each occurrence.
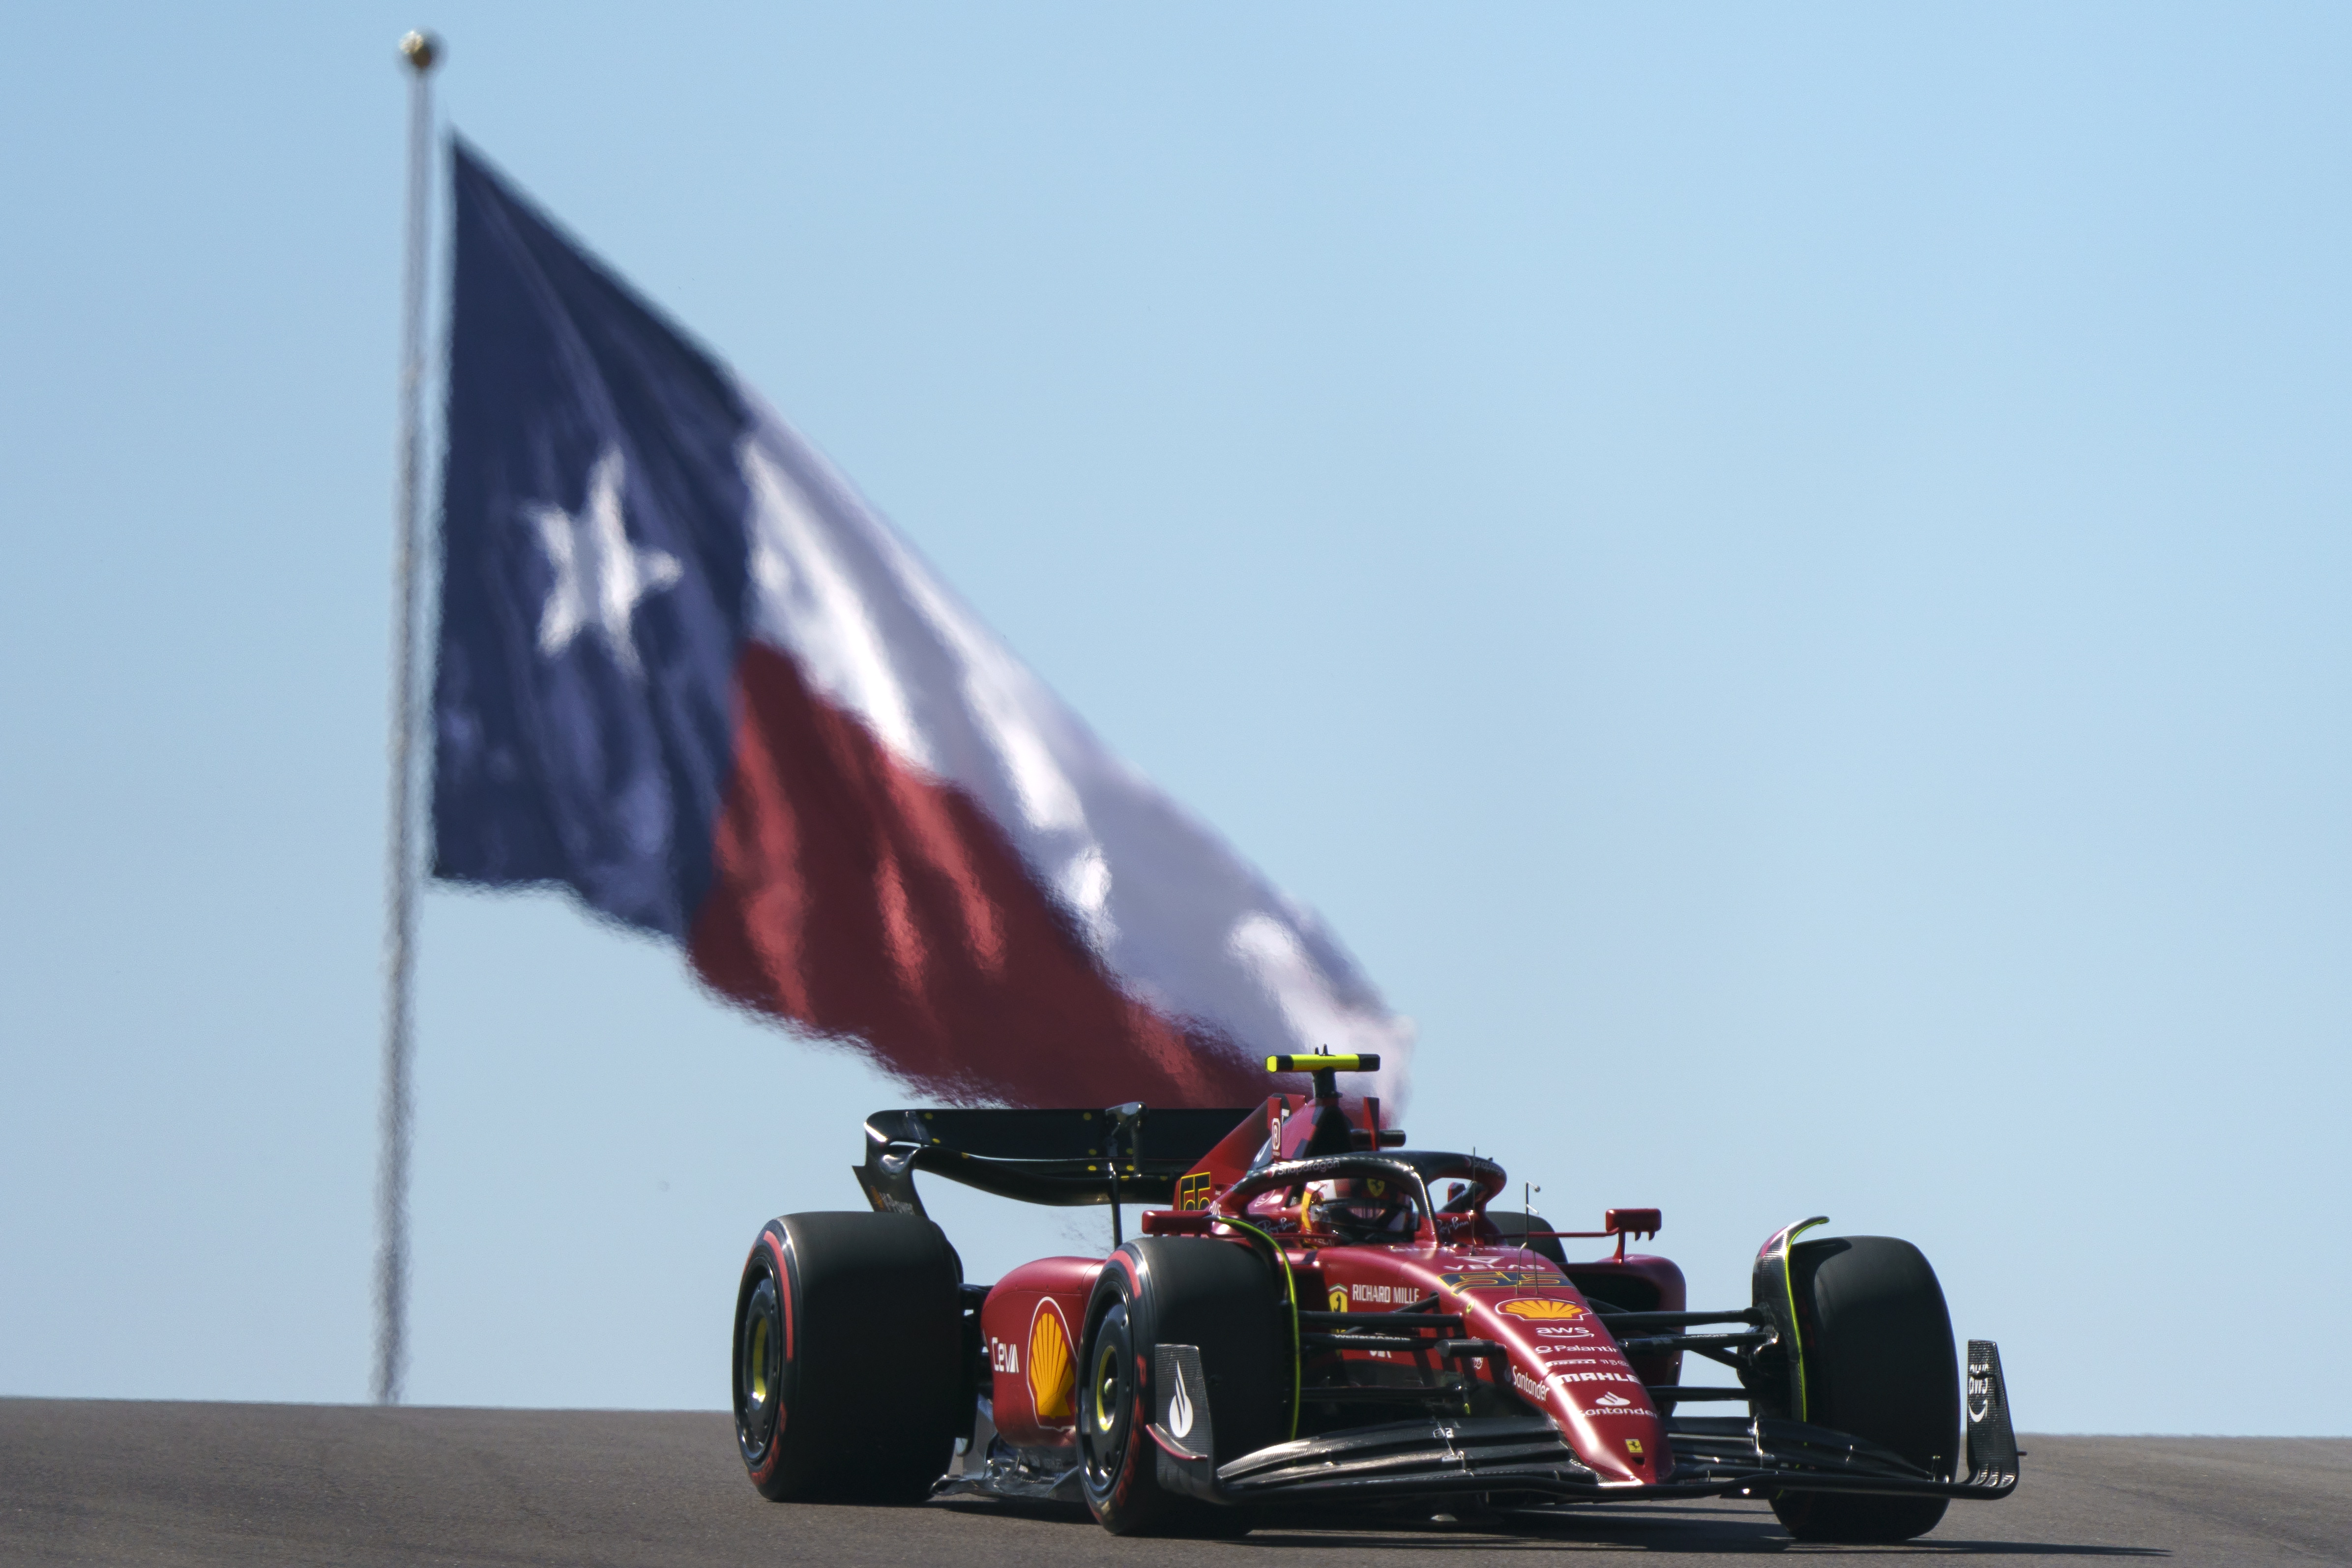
[747,1240,784,1487]
[762,1233,794,1364]
[765,1232,794,1441]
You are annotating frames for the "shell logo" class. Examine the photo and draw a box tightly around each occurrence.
[1027,1300,1075,1423]
[1499,1299,1588,1321]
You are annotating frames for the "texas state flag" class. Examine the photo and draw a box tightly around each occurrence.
[430,143,1410,1108]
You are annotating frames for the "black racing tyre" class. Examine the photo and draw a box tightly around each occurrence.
[1077,1237,1286,1537]
[1485,1208,1567,1267]
[1770,1235,1959,1544]
[732,1211,963,1503]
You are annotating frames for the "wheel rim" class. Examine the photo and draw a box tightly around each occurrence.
[1080,1303,1133,1494]
[748,1314,772,1405]
[1093,1342,1121,1433]
[736,1271,784,1457]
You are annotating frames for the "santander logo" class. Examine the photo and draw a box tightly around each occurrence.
[1593,1392,1631,1407]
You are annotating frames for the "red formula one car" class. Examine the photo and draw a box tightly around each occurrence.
[731,1055,2017,1542]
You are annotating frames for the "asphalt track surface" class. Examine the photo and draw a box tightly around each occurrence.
[3,1400,2347,1567]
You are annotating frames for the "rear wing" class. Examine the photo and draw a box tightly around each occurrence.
[854,1106,1264,1216]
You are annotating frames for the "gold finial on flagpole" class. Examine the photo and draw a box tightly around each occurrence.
[399,30,440,73]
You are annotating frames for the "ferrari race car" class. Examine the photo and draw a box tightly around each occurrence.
[731,1054,2018,1542]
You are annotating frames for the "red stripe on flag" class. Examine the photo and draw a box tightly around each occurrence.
[689,641,1270,1106]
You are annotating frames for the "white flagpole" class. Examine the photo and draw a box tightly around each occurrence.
[376,27,439,1407]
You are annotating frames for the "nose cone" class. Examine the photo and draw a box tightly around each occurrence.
[1480,1294,1669,1483]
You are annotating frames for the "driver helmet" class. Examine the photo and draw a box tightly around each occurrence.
[1301,1176,1416,1244]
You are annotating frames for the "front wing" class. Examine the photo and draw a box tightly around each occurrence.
[943,1340,2018,1510]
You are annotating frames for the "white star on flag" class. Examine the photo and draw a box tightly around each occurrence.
[527,447,682,679]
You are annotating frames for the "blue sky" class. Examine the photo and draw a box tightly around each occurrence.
[1,3,2345,1434]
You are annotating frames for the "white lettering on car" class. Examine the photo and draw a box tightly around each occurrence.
[1515,1364,1646,1399]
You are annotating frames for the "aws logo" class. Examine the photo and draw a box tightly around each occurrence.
[1499,1299,1588,1321]
[1027,1300,1075,1424]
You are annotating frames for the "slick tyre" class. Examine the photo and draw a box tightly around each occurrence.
[1770,1235,1959,1544]
[733,1211,963,1503]
[1077,1238,1286,1538]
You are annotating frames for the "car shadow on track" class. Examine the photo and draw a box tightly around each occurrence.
[934,1499,2167,1558]
[1245,1512,2170,1557]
